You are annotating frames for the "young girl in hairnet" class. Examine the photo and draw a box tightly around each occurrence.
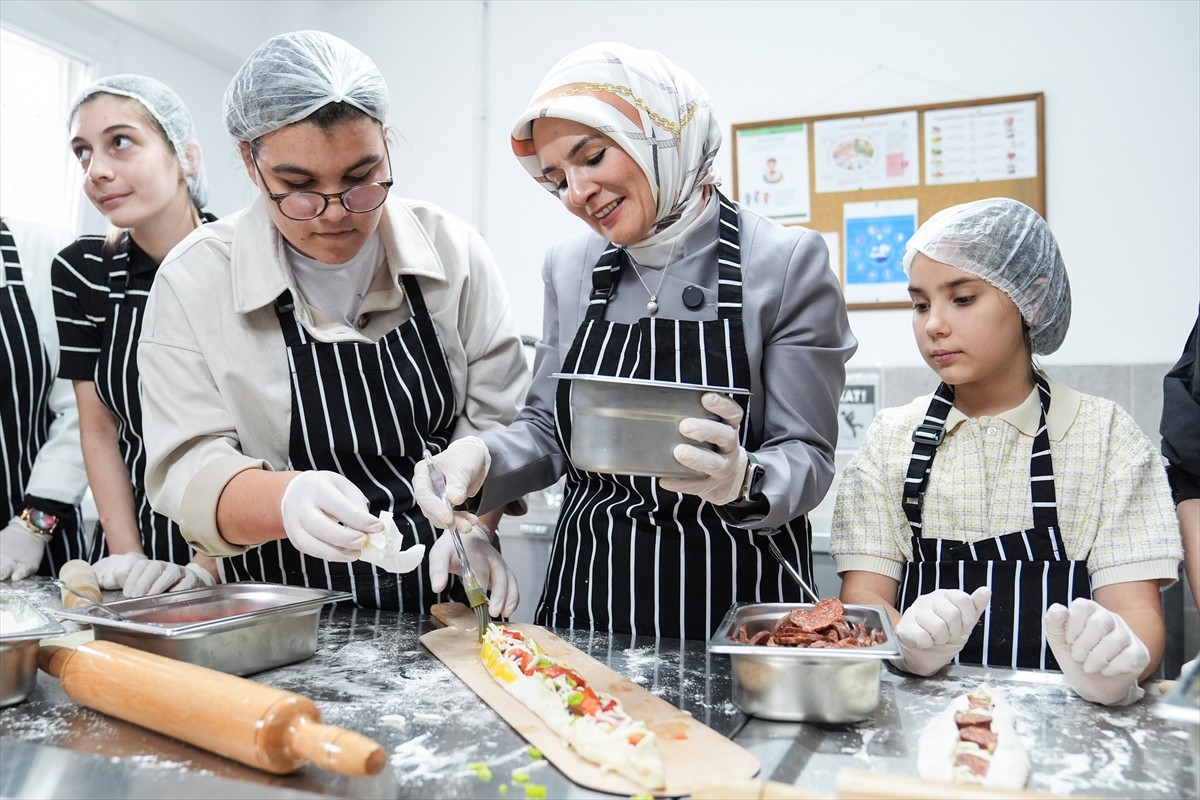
[136,31,528,613]
[831,198,1181,705]
[51,75,219,597]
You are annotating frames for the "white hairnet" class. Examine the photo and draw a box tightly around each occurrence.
[223,30,388,142]
[70,74,208,209]
[903,198,1071,355]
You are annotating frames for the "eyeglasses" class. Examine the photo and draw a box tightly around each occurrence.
[251,150,393,221]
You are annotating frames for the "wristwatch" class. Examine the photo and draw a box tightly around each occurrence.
[19,507,59,539]
[738,453,765,503]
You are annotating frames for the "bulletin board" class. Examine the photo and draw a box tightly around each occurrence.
[731,93,1045,310]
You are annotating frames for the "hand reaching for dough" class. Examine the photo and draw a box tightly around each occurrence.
[892,586,992,676]
[1044,598,1148,706]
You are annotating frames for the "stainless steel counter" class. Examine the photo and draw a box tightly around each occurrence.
[1,578,1195,799]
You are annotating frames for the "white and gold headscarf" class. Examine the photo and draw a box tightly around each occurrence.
[511,42,722,254]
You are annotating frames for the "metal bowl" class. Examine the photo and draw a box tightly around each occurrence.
[708,602,900,723]
[54,583,349,676]
[0,592,65,706]
[554,373,750,479]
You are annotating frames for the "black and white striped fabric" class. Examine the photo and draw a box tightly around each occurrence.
[220,275,468,611]
[897,374,1091,670]
[0,221,86,574]
[84,243,188,566]
[541,193,814,641]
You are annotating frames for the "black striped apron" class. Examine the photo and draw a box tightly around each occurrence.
[0,221,86,574]
[539,193,814,641]
[221,275,467,612]
[897,375,1091,670]
[85,242,190,566]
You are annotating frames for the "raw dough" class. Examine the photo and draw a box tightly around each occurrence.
[917,683,1030,789]
[359,511,426,574]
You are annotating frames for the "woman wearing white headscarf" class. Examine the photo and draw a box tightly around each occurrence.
[138,31,528,614]
[52,74,219,596]
[415,43,856,640]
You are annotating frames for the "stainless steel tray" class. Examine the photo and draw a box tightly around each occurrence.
[54,583,349,676]
[553,373,750,479]
[709,601,900,659]
[708,602,900,722]
[1,592,65,706]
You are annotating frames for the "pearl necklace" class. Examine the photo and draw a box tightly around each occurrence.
[627,237,679,316]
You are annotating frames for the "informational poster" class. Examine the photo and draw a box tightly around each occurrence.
[734,122,812,223]
[814,111,919,193]
[842,198,917,306]
[838,371,881,451]
[924,99,1039,185]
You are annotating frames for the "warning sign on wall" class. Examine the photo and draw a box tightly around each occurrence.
[837,371,880,451]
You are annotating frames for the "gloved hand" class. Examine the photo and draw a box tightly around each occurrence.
[93,552,149,590]
[892,586,992,676]
[123,560,217,597]
[660,392,748,505]
[0,517,48,580]
[413,437,490,533]
[427,525,519,618]
[1044,598,1148,706]
[280,471,382,562]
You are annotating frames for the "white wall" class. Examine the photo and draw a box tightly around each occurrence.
[3,0,1196,370]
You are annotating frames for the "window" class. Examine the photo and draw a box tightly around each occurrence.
[0,26,91,231]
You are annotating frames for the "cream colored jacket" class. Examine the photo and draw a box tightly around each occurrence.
[139,196,529,556]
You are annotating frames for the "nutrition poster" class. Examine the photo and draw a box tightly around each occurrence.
[813,111,919,193]
[842,198,918,306]
[924,99,1039,185]
[734,122,812,223]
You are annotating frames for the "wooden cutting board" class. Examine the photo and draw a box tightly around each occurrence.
[420,603,760,797]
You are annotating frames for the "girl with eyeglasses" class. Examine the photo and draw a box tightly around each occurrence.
[51,75,220,597]
[138,31,529,613]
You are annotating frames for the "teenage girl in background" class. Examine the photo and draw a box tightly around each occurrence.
[53,75,218,597]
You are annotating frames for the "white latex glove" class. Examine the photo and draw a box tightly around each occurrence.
[93,552,148,590]
[123,560,217,598]
[0,518,48,580]
[280,471,382,562]
[660,392,748,505]
[412,437,490,534]
[1044,598,1148,706]
[892,586,992,676]
[427,525,519,619]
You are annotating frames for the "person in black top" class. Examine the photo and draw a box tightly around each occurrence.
[1161,308,1200,614]
[0,217,89,580]
[52,74,218,596]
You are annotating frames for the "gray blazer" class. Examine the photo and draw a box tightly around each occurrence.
[481,202,857,530]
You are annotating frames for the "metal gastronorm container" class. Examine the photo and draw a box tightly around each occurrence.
[54,583,349,676]
[0,592,65,706]
[708,602,900,723]
[553,373,750,479]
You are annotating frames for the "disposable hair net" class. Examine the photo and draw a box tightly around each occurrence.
[70,74,208,209]
[903,198,1071,355]
[223,30,388,142]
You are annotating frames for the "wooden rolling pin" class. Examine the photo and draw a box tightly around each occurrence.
[39,640,386,777]
[59,559,103,609]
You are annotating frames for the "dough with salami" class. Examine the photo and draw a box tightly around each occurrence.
[480,624,665,790]
[917,683,1029,789]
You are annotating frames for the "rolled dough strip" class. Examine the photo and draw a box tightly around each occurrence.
[916,683,1029,789]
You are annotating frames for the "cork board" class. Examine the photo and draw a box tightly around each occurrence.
[731,93,1045,309]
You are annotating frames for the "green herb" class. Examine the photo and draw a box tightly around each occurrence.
[523,785,547,799]
[511,769,531,784]
[526,746,543,760]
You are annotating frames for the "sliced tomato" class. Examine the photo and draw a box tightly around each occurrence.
[577,687,602,716]
[538,665,585,687]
